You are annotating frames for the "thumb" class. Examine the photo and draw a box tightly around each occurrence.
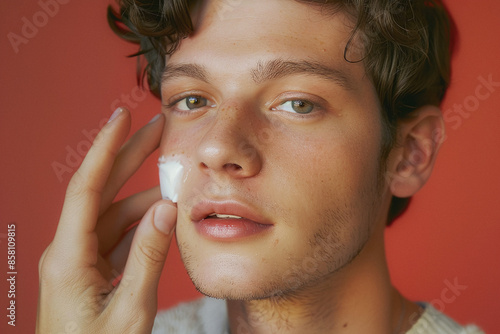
[114,201,177,313]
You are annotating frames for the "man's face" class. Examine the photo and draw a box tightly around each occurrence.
[160,0,389,299]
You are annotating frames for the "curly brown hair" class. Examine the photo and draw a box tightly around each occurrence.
[108,0,454,224]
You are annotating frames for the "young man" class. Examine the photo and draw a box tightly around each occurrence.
[37,0,484,333]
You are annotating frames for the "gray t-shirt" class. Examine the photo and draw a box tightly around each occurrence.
[152,297,484,334]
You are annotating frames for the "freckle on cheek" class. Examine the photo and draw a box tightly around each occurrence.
[164,132,181,145]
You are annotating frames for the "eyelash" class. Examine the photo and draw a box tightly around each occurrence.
[164,92,325,118]
[271,93,325,118]
[272,100,316,115]
[164,93,214,113]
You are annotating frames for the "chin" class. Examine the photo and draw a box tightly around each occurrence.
[193,280,288,301]
[181,249,286,300]
[175,211,374,301]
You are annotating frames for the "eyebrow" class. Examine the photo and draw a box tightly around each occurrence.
[251,59,353,89]
[162,59,352,89]
[162,63,210,84]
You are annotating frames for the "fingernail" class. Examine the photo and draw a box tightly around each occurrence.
[148,114,161,124]
[153,204,177,235]
[108,107,123,123]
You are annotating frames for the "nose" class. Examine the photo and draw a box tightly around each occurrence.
[196,104,263,179]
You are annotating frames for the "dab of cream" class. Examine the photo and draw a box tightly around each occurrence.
[158,156,186,203]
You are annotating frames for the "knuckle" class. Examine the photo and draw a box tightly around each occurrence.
[38,248,77,288]
[67,169,102,200]
[67,169,86,194]
[38,245,51,274]
[134,241,166,272]
[38,253,65,284]
[67,170,91,197]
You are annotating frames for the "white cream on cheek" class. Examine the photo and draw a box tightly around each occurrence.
[158,156,189,203]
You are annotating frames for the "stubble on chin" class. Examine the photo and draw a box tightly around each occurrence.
[176,203,373,302]
[177,159,386,301]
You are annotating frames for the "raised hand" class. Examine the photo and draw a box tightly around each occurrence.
[37,108,176,334]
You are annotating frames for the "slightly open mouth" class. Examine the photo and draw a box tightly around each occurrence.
[196,214,272,240]
[206,213,243,219]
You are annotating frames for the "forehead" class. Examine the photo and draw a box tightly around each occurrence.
[169,0,365,79]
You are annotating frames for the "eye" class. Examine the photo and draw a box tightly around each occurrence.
[176,96,208,111]
[278,100,314,114]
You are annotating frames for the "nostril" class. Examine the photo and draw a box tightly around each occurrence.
[223,163,243,172]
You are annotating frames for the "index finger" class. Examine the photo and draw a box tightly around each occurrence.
[52,108,131,264]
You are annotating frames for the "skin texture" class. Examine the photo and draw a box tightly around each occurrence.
[37,0,444,333]
[162,0,385,299]
[160,0,443,333]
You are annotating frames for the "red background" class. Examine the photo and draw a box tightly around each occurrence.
[1,1,499,333]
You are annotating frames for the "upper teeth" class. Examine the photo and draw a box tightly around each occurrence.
[208,213,242,219]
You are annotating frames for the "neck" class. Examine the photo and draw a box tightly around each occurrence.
[226,224,419,334]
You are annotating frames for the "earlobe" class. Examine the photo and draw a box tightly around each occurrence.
[389,105,445,198]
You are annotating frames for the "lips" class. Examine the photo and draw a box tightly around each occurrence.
[190,200,273,240]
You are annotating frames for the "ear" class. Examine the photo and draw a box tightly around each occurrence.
[388,105,445,198]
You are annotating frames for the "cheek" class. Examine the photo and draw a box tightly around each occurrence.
[276,129,382,221]
[159,120,193,155]
[160,113,211,154]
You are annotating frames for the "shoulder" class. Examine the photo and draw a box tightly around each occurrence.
[408,303,485,334]
[152,297,229,334]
